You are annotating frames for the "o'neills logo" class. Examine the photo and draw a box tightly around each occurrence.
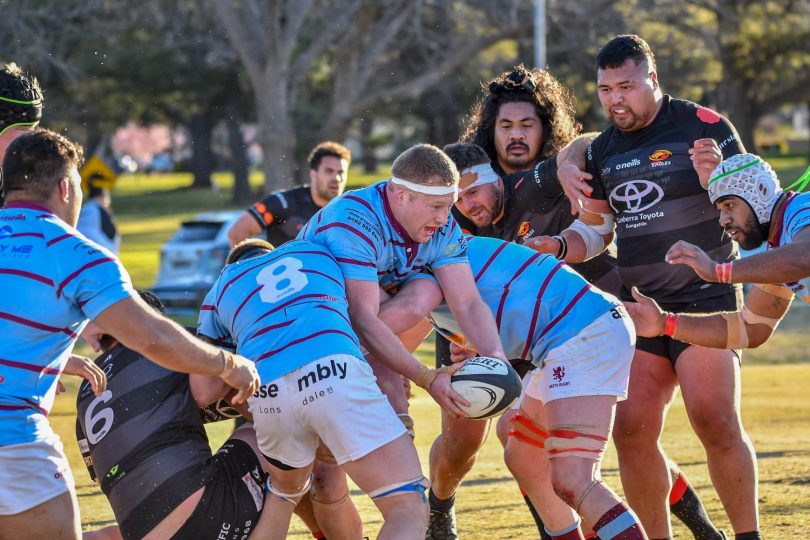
[518,221,530,237]
[649,149,672,162]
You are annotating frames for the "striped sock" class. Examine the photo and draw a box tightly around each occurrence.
[545,518,586,539]
[669,472,723,539]
[593,503,645,539]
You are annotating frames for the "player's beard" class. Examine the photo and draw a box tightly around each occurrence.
[731,214,765,250]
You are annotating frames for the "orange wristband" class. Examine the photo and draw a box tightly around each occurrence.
[663,312,680,338]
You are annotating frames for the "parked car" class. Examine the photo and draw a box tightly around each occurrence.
[150,211,242,315]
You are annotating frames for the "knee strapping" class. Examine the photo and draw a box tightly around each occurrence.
[368,476,429,503]
[265,474,313,506]
[508,413,548,448]
[545,427,608,460]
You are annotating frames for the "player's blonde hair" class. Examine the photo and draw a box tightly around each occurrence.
[391,144,459,187]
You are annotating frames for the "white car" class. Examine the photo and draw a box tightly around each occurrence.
[150,211,242,314]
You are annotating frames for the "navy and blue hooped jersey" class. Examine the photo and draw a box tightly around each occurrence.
[771,191,810,303]
[197,241,363,383]
[428,236,619,367]
[298,181,468,292]
[0,202,134,447]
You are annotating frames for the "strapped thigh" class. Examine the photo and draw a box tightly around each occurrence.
[368,476,429,503]
[508,413,549,449]
[544,426,608,460]
[265,474,313,506]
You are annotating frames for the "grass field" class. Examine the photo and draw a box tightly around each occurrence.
[55,161,810,537]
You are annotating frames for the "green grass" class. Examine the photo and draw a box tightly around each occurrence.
[58,164,810,536]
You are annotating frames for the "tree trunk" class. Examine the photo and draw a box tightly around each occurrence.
[227,97,251,204]
[257,68,296,195]
[188,111,214,189]
[359,116,377,174]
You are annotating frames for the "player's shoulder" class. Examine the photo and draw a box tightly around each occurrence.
[667,96,730,127]
[587,127,614,162]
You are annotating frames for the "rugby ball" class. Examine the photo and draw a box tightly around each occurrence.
[451,357,522,420]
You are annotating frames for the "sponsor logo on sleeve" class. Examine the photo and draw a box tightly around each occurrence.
[518,221,530,237]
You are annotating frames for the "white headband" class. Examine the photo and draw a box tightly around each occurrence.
[389,176,459,198]
[459,163,499,192]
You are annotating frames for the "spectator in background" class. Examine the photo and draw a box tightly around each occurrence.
[228,141,351,247]
[0,62,43,207]
[77,178,120,254]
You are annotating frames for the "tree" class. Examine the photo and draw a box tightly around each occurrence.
[212,0,532,194]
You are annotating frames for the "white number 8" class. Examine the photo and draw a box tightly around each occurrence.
[257,257,308,303]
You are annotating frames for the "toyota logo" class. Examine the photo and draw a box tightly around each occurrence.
[608,180,664,214]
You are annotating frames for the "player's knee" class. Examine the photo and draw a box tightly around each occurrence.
[312,462,348,502]
[550,464,599,508]
[440,424,487,461]
[691,411,743,448]
[495,411,514,447]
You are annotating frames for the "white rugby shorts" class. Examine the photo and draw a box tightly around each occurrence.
[0,432,75,515]
[249,354,406,468]
[525,307,636,404]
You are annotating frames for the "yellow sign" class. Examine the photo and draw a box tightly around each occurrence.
[80,155,118,194]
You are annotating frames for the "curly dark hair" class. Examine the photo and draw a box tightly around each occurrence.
[461,65,580,171]
[307,141,351,171]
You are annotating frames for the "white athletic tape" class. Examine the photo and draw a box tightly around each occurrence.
[459,163,500,192]
[389,176,458,197]
[568,220,607,261]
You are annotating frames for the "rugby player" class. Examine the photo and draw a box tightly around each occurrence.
[380,235,645,540]
[627,153,809,350]
[197,239,430,539]
[298,143,508,416]
[76,291,283,540]
[1,62,43,207]
[0,129,260,540]
[228,141,351,247]
[544,35,758,539]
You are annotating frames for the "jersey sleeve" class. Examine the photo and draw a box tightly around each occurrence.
[427,218,469,271]
[694,105,745,158]
[584,140,608,201]
[309,204,382,282]
[196,286,234,350]
[51,234,136,320]
[514,158,564,210]
[784,201,810,242]
[247,192,289,229]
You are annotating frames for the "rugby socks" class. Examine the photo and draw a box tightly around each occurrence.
[734,532,762,540]
[519,487,552,540]
[546,518,586,539]
[428,488,455,514]
[312,533,326,539]
[669,472,724,539]
[592,503,644,539]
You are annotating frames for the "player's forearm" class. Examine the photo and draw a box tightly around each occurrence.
[558,133,597,168]
[119,314,226,376]
[452,297,506,361]
[350,310,427,382]
[726,243,810,284]
[660,312,773,349]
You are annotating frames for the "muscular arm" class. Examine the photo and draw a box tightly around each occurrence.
[433,263,506,361]
[666,228,810,284]
[228,212,263,247]
[346,278,468,416]
[625,285,792,349]
[94,296,259,402]
[556,132,599,213]
[524,198,614,262]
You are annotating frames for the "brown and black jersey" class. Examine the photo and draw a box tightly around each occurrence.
[452,158,620,293]
[247,185,321,247]
[76,345,211,540]
[585,95,745,304]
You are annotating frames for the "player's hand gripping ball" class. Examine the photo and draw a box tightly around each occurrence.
[450,356,522,420]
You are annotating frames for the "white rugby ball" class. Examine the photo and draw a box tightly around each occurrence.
[451,356,522,420]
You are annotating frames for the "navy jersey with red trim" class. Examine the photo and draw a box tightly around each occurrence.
[452,159,619,293]
[75,345,211,540]
[247,186,320,247]
[585,95,745,303]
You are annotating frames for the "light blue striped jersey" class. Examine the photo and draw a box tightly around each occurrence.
[298,181,468,292]
[428,236,619,367]
[0,202,135,447]
[771,191,810,303]
[197,241,363,383]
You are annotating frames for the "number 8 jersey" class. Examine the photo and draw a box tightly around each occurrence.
[197,241,364,383]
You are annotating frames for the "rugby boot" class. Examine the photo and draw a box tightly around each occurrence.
[426,507,459,540]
